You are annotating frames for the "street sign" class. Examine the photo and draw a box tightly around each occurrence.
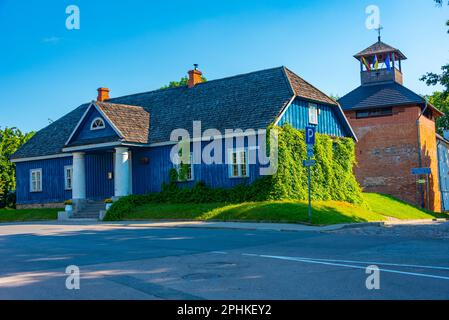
[412,168,431,175]
[303,160,316,167]
[307,145,314,158]
[305,126,316,145]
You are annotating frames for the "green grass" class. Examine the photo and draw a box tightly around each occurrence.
[362,193,448,220]
[121,193,448,225]
[0,208,60,223]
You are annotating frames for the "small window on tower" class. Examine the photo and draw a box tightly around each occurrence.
[91,117,105,130]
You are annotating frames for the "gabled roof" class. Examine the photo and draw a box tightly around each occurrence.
[65,101,150,146]
[283,67,338,106]
[338,82,443,116]
[11,66,353,160]
[354,41,407,60]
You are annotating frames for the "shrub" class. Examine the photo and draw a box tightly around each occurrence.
[104,124,362,221]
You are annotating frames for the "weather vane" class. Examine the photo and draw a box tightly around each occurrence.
[375,25,383,42]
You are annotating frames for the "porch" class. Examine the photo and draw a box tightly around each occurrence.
[71,147,132,210]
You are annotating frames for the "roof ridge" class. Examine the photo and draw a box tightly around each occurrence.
[97,101,145,110]
[284,66,338,105]
[108,66,286,102]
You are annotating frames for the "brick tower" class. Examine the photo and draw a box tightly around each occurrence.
[339,38,443,212]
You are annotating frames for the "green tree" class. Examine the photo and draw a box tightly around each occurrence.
[0,127,34,208]
[161,75,207,89]
[434,0,449,32]
[427,92,449,134]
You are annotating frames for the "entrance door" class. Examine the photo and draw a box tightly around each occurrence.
[86,152,114,200]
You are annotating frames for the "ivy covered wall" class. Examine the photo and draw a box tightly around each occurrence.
[105,124,362,220]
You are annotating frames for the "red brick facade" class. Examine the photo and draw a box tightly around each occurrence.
[345,105,442,212]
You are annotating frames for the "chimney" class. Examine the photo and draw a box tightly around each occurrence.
[188,64,203,88]
[97,87,110,102]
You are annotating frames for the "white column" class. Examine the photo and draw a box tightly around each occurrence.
[114,147,130,197]
[72,152,86,200]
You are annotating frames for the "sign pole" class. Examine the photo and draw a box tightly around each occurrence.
[304,126,316,225]
[307,161,312,224]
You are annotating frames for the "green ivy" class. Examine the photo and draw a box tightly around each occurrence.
[104,124,362,221]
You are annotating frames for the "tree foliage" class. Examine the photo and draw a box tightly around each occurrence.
[0,127,34,208]
[434,0,449,32]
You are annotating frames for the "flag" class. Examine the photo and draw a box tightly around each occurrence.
[385,54,392,71]
[373,54,379,70]
[362,57,371,71]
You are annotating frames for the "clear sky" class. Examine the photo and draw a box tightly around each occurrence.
[0,0,448,132]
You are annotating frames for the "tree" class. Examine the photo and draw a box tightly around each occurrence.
[434,0,449,33]
[160,75,207,89]
[0,127,34,208]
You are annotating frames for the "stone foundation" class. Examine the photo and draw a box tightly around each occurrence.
[17,203,64,210]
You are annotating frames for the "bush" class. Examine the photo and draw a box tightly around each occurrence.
[104,124,362,221]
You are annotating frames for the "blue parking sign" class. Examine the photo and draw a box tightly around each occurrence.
[306,126,316,145]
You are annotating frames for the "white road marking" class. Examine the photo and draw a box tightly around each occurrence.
[245,254,449,281]
[287,257,449,271]
[210,251,228,255]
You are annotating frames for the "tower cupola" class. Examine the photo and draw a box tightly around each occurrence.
[354,38,407,86]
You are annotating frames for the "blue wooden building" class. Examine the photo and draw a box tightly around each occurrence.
[11,66,356,213]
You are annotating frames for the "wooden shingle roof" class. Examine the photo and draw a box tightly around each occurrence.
[354,41,407,60]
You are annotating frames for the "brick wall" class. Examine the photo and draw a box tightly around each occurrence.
[345,105,441,212]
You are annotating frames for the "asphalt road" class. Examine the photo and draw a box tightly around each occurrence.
[0,222,448,300]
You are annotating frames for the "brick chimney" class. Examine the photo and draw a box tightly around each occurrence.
[188,64,203,88]
[97,87,110,102]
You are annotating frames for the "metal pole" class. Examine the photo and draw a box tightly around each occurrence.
[308,164,312,224]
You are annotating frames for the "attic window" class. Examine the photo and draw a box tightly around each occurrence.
[91,117,105,130]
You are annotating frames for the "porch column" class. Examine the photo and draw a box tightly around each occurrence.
[72,152,86,200]
[114,147,130,198]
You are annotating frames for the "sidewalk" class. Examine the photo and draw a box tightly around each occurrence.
[100,220,355,232]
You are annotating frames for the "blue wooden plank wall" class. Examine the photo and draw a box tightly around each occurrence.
[437,141,449,212]
[16,157,73,204]
[278,98,348,137]
[132,136,266,194]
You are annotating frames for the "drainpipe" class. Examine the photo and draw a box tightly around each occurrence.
[416,100,429,209]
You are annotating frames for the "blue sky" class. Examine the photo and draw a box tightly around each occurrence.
[0,0,448,132]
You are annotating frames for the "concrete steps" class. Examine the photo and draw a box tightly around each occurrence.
[71,201,105,220]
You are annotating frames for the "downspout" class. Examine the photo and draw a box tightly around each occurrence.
[416,100,429,209]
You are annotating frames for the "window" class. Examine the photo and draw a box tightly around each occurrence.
[356,108,393,119]
[64,166,73,190]
[309,103,318,125]
[229,149,249,178]
[174,152,194,182]
[90,117,105,130]
[30,169,42,193]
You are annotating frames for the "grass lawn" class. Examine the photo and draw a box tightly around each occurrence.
[0,208,60,223]
[120,193,448,225]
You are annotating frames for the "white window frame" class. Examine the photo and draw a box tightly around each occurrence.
[90,117,106,131]
[174,152,194,182]
[309,103,319,125]
[228,148,249,178]
[64,165,73,190]
[30,169,42,193]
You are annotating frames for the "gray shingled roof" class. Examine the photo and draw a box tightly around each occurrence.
[12,66,348,160]
[338,82,443,116]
